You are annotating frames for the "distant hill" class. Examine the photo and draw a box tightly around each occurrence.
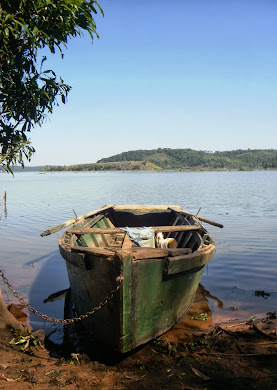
[40,149,277,172]
[97,148,277,170]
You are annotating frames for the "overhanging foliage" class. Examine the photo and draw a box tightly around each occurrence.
[0,0,103,172]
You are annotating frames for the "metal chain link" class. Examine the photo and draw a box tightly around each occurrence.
[0,269,123,324]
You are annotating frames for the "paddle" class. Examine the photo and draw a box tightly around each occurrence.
[40,205,113,236]
[169,207,224,228]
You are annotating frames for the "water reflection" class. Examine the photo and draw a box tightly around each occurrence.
[28,250,69,342]
[24,251,58,267]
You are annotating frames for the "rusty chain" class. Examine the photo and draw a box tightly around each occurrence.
[0,269,124,324]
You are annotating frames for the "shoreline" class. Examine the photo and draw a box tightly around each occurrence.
[1,287,276,389]
[2,168,277,174]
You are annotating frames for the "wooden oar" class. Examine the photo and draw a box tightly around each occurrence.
[169,207,223,228]
[40,205,113,237]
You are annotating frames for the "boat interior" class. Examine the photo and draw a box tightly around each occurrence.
[64,207,212,254]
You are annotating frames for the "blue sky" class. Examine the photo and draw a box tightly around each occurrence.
[29,0,277,165]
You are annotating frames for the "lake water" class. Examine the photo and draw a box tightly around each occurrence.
[0,170,277,339]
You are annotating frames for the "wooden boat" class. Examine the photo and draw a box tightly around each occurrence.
[56,205,222,353]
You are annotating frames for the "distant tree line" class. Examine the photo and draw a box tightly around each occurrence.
[40,149,277,172]
[42,161,161,172]
[98,148,277,170]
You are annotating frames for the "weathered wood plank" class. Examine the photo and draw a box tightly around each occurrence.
[67,225,201,235]
[88,246,192,259]
[71,246,115,257]
[165,246,215,275]
[165,253,203,275]
[113,205,181,211]
[132,247,192,260]
[196,243,214,253]
[154,225,200,233]
[122,234,133,249]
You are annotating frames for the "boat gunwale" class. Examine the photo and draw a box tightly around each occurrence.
[58,205,215,261]
[68,243,215,258]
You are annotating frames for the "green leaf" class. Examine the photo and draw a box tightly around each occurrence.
[33,26,39,37]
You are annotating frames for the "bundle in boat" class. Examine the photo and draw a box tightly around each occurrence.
[57,205,221,353]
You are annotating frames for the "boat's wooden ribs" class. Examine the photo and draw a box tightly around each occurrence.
[170,211,190,247]
[96,218,113,247]
[180,214,197,248]
[75,215,103,247]
[83,213,119,248]
[164,214,179,239]
[171,218,183,243]
[165,209,203,250]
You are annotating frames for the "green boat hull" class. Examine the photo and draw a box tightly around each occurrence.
[59,205,216,353]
